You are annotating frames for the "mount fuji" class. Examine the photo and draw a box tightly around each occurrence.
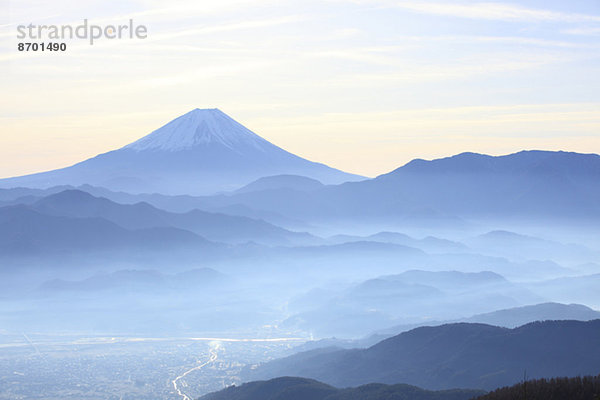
[0,109,363,195]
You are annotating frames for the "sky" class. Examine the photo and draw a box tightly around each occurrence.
[1,0,599,178]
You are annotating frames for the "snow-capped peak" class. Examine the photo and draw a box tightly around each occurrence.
[124,108,271,152]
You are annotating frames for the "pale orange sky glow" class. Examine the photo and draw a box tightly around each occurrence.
[1,0,599,178]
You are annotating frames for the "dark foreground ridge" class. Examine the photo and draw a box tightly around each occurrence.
[198,376,485,400]
[246,320,600,391]
[474,375,600,400]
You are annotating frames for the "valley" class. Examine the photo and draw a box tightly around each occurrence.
[0,334,306,400]
[0,109,598,400]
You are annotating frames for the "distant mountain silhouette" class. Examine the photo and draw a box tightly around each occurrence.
[246,320,600,391]
[295,302,600,353]
[234,174,324,194]
[283,270,541,337]
[0,109,362,194]
[0,184,309,229]
[31,189,318,245]
[356,150,600,220]
[4,150,598,227]
[165,150,600,224]
[38,268,226,293]
[374,302,600,337]
[465,230,596,264]
[0,204,213,257]
[199,376,484,400]
[328,232,468,253]
[462,302,600,328]
[528,273,600,307]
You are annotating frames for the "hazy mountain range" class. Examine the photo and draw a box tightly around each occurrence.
[102,148,599,227]
[0,204,210,257]
[292,302,600,351]
[31,189,317,246]
[1,108,599,399]
[1,109,598,227]
[283,270,542,337]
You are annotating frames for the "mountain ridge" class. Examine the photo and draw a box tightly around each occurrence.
[199,376,485,400]
[31,189,318,245]
[245,319,600,391]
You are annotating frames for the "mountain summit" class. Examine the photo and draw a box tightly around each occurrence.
[0,109,362,195]
[125,108,272,152]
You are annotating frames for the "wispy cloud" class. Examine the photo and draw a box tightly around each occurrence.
[146,15,306,42]
[562,27,600,36]
[356,1,600,23]
[326,53,566,85]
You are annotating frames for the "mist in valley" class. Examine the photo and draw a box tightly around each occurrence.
[1,111,599,399]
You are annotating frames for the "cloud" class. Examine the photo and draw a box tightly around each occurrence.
[145,15,306,42]
[352,1,600,23]
[325,53,566,86]
[330,28,362,38]
[562,27,600,36]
